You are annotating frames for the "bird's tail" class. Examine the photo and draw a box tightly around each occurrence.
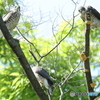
[48,86,53,95]
[47,79,53,95]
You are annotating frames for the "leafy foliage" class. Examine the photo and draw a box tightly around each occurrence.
[0,1,100,100]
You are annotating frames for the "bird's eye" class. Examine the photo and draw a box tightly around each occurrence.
[79,10,82,12]
[78,10,81,12]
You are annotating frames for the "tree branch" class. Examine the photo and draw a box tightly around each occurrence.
[61,60,82,86]
[0,16,49,100]
[84,12,95,100]
[16,27,41,57]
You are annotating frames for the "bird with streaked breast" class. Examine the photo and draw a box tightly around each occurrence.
[30,65,53,95]
[0,6,21,37]
[78,6,100,29]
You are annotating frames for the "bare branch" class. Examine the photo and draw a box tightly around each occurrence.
[84,12,94,100]
[29,50,39,64]
[37,0,78,71]
[59,85,64,100]
[16,27,41,57]
[38,27,73,62]
[52,14,59,43]
[83,0,87,6]
[61,60,82,86]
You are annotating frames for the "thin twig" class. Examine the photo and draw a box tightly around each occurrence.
[83,0,87,6]
[61,60,82,86]
[29,50,39,63]
[16,27,41,57]
[59,85,64,100]
[38,24,74,62]
[51,14,60,81]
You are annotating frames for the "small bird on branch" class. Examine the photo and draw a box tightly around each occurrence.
[78,6,100,29]
[30,64,53,95]
[0,6,21,37]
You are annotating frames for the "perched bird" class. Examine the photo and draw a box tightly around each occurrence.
[0,6,21,37]
[78,6,100,29]
[30,65,53,94]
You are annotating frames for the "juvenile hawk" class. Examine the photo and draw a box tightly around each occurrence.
[0,6,20,37]
[30,65,53,94]
[78,6,100,29]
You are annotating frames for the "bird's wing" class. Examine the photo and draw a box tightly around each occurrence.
[3,11,14,22]
[36,67,53,85]
[87,6,100,20]
[36,67,51,79]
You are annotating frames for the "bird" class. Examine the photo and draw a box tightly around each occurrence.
[30,64,53,94]
[78,6,100,29]
[0,5,21,37]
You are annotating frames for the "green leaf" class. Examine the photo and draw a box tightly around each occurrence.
[11,77,20,86]
[10,72,20,76]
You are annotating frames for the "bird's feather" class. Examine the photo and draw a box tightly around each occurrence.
[87,6,100,20]
[3,11,14,22]
[78,6,100,29]
[35,67,53,86]
[0,6,20,37]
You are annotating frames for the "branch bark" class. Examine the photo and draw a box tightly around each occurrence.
[84,12,95,100]
[0,16,49,100]
[84,23,95,100]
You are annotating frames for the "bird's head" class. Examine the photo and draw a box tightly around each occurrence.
[30,63,34,68]
[15,5,20,12]
[78,6,86,14]
[12,5,20,12]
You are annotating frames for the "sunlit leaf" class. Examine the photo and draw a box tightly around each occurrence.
[11,77,21,87]
[10,72,20,76]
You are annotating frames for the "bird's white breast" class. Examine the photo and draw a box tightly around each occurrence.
[91,16,100,29]
[33,71,50,89]
[6,12,20,31]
